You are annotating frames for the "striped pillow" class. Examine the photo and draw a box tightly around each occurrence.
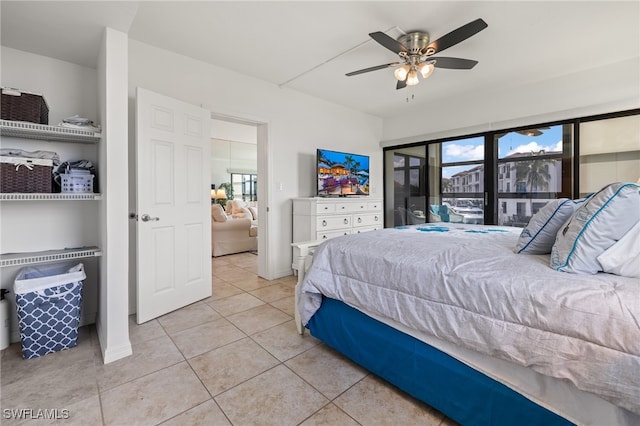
[516,198,582,254]
[551,182,640,274]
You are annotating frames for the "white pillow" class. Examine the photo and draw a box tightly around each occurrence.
[211,204,228,222]
[551,182,640,274]
[515,198,582,254]
[231,207,252,220]
[248,206,258,220]
[597,220,640,278]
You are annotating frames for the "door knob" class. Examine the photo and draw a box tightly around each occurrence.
[141,214,160,222]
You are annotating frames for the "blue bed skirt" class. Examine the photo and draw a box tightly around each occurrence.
[307,297,573,426]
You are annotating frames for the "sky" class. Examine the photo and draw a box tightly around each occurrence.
[318,148,370,171]
[441,125,564,178]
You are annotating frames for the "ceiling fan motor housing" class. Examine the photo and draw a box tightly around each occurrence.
[398,32,435,56]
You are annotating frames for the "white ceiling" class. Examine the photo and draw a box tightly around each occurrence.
[2,1,638,120]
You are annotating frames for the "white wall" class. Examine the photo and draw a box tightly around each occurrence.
[96,27,132,363]
[381,58,640,145]
[211,138,257,189]
[211,118,257,144]
[128,40,383,279]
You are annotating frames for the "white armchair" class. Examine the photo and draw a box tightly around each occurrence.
[211,204,257,257]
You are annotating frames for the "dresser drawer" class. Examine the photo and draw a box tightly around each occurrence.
[316,215,351,230]
[317,229,351,241]
[367,201,382,211]
[335,202,368,213]
[353,225,381,234]
[315,203,336,214]
[353,212,382,227]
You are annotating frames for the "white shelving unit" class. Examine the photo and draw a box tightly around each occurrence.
[0,119,100,143]
[0,193,101,201]
[0,247,102,268]
[0,119,102,268]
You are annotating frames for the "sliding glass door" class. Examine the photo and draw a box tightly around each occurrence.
[384,146,426,227]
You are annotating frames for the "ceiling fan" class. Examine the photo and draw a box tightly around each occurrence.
[346,18,488,90]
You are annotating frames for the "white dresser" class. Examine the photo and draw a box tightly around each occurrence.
[292,197,383,242]
[291,197,383,274]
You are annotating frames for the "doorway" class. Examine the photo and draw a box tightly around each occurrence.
[210,115,269,279]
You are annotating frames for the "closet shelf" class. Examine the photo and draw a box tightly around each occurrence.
[0,247,102,268]
[0,193,102,201]
[0,119,101,143]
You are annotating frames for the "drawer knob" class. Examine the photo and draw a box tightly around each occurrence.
[343,218,348,224]
[357,217,362,223]
[341,206,345,209]
[322,220,327,226]
[322,235,327,239]
[374,216,379,221]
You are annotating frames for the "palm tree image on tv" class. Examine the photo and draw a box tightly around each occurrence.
[317,149,369,196]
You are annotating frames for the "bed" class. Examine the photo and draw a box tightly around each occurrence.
[295,222,640,425]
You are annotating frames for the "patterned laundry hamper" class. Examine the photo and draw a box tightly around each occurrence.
[14,262,85,359]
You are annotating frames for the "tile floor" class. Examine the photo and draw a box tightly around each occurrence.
[1,252,456,426]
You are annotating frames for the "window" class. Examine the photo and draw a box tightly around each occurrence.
[231,173,257,201]
[383,109,639,229]
[438,136,485,224]
[578,113,640,197]
[496,124,572,226]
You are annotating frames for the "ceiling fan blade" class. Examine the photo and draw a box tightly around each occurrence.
[369,31,408,55]
[346,62,401,76]
[431,57,478,69]
[422,18,488,55]
[396,78,407,90]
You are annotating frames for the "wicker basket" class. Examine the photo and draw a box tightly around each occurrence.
[1,88,49,124]
[0,156,53,193]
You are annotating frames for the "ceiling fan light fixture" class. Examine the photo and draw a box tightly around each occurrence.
[394,64,411,81]
[406,68,419,86]
[418,62,435,79]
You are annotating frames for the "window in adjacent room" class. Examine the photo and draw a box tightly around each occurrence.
[231,173,257,201]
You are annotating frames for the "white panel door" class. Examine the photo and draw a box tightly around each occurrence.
[136,87,212,323]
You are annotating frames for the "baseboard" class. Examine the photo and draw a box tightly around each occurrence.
[95,317,132,364]
[271,268,295,280]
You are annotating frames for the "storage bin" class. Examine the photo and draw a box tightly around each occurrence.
[60,172,94,193]
[0,156,53,193]
[14,262,85,360]
[1,87,49,124]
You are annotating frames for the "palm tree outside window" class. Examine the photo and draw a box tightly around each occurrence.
[496,124,571,226]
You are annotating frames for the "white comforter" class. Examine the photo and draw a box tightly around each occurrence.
[298,224,640,415]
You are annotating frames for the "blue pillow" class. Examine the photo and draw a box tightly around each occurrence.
[551,182,640,274]
[515,198,582,254]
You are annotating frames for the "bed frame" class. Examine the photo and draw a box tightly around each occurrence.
[291,240,636,426]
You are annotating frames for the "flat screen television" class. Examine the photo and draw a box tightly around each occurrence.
[317,149,370,197]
